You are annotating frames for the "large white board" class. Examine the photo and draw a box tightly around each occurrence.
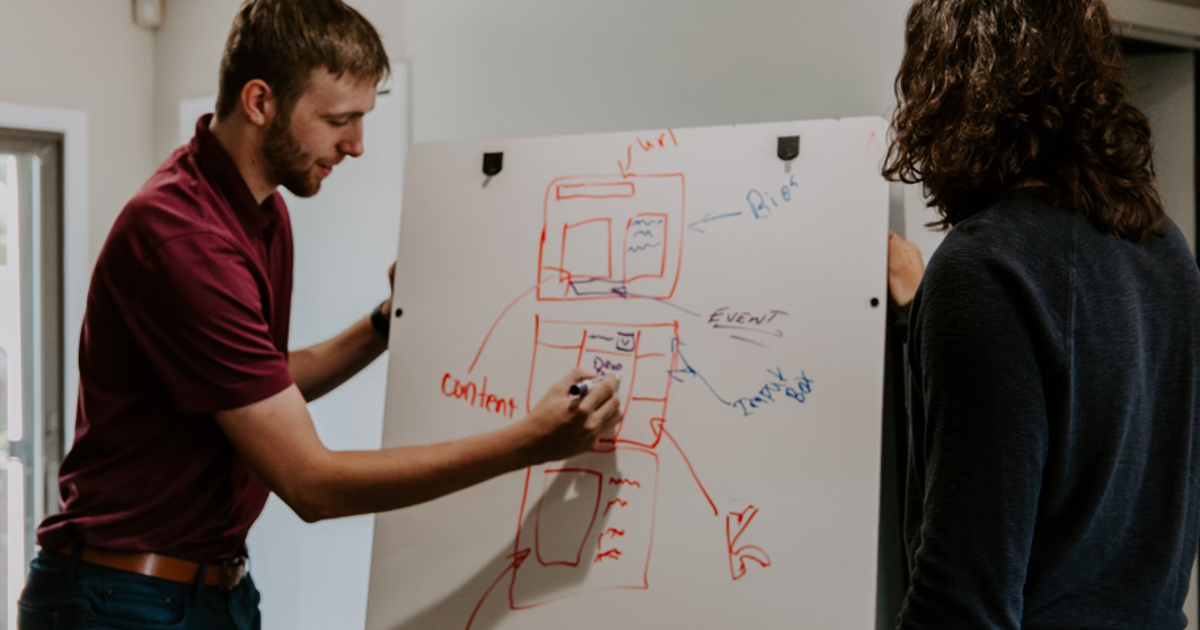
[368,117,889,629]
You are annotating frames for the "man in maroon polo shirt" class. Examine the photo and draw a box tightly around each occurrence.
[18,1,621,628]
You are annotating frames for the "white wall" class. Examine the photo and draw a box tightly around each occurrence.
[0,0,151,569]
[405,0,945,261]
[409,0,902,141]
[0,0,155,268]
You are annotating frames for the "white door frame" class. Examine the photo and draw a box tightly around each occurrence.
[0,103,89,456]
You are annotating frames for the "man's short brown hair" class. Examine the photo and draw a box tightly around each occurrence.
[216,0,390,121]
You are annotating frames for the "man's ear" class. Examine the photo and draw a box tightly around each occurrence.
[240,79,276,128]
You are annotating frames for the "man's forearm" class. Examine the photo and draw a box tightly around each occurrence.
[295,422,537,521]
[217,372,620,525]
[289,313,387,401]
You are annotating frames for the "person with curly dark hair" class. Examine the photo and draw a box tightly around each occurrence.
[884,0,1200,628]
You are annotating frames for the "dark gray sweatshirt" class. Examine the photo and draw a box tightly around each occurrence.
[899,188,1200,629]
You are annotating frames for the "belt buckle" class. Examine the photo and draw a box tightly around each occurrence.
[219,556,248,591]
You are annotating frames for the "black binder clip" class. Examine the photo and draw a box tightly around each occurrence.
[778,136,800,173]
[483,152,503,187]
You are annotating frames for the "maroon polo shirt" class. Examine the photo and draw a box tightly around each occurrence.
[38,115,295,562]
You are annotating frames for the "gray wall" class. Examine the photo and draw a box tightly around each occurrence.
[0,0,155,264]
[1128,51,1197,254]
[409,0,905,141]
[406,0,947,265]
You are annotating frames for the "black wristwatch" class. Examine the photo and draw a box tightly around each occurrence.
[370,303,391,339]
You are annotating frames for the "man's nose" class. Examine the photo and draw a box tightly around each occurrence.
[340,123,364,158]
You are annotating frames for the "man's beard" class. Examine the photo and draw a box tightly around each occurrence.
[262,112,320,198]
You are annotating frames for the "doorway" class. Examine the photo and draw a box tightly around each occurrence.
[0,128,63,628]
[1122,36,1200,630]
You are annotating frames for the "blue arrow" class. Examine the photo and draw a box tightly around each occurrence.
[687,211,743,233]
[668,338,733,406]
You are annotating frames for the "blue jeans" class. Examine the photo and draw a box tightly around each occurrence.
[18,549,261,630]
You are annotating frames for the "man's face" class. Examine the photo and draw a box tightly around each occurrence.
[262,67,377,198]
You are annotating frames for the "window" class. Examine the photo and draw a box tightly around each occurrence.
[1,155,9,266]
[0,133,63,628]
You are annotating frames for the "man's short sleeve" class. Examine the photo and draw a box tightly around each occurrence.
[114,232,294,415]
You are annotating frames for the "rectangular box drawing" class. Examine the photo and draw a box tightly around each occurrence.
[623,213,668,281]
[535,469,604,567]
[537,174,685,301]
[561,218,612,281]
[527,319,679,449]
[511,446,660,608]
[556,181,636,201]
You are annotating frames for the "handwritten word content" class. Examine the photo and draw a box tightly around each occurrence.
[441,373,519,419]
[732,368,814,417]
[746,174,799,219]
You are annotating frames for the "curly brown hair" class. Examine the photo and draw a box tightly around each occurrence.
[883,0,1165,241]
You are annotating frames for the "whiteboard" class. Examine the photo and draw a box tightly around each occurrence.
[368,117,889,629]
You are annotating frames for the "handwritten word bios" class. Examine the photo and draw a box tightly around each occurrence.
[746,173,799,219]
[440,373,519,419]
[732,368,814,417]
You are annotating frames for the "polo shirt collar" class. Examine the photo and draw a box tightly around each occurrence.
[191,114,280,236]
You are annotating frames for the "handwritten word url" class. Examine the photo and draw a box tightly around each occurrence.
[441,373,519,419]
[732,368,814,417]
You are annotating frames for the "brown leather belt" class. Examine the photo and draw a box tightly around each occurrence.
[53,544,247,590]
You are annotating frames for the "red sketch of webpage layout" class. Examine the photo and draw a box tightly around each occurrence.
[537,174,685,302]
[462,318,772,627]
[525,319,679,449]
[510,447,659,608]
[506,319,679,608]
